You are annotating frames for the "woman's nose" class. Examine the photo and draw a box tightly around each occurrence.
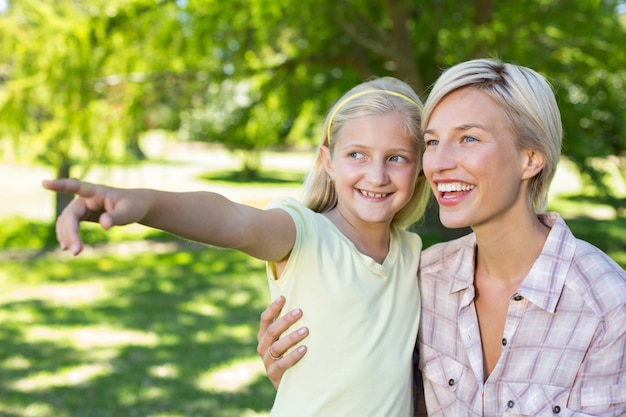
[423,145,457,174]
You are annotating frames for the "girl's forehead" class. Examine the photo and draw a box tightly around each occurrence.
[335,124,419,155]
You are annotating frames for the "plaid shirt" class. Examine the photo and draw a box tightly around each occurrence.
[417,213,626,417]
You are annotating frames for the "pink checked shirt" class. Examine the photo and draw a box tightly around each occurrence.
[417,212,626,417]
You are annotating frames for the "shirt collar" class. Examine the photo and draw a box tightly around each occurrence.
[448,233,477,295]
[517,212,576,313]
[447,213,577,313]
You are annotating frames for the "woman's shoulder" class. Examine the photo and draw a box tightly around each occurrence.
[420,233,475,270]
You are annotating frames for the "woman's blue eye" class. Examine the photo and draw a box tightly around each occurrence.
[463,136,477,143]
[425,139,438,147]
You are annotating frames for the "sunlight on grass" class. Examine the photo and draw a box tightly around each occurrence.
[2,354,31,370]
[148,363,180,379]
[136,385,167,402]
[0,403,61,417]
[196,357,265,393]
[10,363,112,392]
[27,326,159,349]
[182,299,223,316]
[1,281,109,305]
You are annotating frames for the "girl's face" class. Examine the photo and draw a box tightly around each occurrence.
[422,87,542,231]
[322,111,419,229]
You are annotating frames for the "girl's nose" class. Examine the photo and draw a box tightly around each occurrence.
[366,160,390,185]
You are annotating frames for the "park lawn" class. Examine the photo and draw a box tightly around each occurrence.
[0,238,276,417]
[0,182,624,417]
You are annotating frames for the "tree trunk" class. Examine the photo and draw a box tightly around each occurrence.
[54,160,74,218]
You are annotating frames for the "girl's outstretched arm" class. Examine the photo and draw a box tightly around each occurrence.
[43,178,295,261]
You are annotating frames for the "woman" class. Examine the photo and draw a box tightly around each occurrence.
[256,58,626,416]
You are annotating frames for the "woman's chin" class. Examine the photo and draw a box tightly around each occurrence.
[439,215,470,230]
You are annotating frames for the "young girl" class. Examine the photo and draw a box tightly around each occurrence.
[44,77,430,416]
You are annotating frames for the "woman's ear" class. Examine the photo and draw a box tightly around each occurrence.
[319,145,334,180]
[521,149,545,180]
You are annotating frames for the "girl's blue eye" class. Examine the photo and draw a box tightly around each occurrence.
[390,155,408,163]
[349,151,363,159]
[425,139,438,147]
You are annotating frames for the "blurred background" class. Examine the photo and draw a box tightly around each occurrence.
[1,1,625,416]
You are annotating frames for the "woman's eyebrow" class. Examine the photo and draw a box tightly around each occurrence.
[424,122,486,136]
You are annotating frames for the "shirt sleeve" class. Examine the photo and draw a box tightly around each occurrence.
[572,302,626,416]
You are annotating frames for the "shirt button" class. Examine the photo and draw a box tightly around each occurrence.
[448,378,455,386]
[507,400,515,408]
[513,294,523,301]
[502,338,507,346]
[553,405,561,414]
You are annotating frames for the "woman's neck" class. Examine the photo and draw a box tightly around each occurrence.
[473,213,550,285]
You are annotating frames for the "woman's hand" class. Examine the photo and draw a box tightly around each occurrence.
[256,296,309,389]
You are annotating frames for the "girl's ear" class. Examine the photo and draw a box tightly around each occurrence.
[319,145,334,179]
[521,149,545,180]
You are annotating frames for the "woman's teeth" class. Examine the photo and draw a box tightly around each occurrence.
[438,183,475,192]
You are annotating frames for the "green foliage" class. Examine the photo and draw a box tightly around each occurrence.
[1,0,625,209]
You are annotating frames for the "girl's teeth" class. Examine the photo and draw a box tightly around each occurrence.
[362,190,388,198]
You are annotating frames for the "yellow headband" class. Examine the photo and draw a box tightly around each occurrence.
[326,89,421,140]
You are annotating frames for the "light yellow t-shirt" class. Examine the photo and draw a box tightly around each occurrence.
[266,197,421,417]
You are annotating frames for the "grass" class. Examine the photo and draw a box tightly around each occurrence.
[199,169,306,186]
[547,192,626,267]
[1,155,624,417]
[0,236,275,417]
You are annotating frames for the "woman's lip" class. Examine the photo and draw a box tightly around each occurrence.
[436,186,474,207]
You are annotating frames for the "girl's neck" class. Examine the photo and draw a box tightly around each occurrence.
[324,209,391,264]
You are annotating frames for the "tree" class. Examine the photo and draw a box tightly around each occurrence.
[0,0,188,216]
[1,0,624,228]
[178,0,626,195]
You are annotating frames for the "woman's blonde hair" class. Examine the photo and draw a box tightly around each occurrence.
[301,77,430,228]
[422,58,562,211]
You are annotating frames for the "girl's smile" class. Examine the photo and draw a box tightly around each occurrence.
[323,111,419,229]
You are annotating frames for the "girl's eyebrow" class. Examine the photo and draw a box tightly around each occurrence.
[338,143,416,154]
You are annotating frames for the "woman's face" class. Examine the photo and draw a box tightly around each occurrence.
[422,87,539,231]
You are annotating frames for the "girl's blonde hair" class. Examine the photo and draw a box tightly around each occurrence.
[422,58,562,211]
[301,77,430,228]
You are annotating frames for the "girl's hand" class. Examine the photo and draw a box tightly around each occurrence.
[256,296,309,389]
[43,178,151,255]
